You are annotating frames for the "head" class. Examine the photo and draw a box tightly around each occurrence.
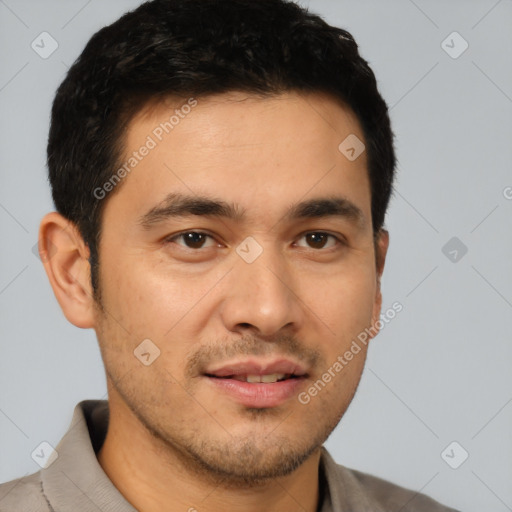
[40,0,395,485]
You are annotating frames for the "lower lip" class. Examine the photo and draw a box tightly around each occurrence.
[205,376,306,408]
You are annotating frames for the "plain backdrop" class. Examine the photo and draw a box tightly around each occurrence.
[1,1,511,511]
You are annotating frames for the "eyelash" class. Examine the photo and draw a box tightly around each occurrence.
[164,231,345,252]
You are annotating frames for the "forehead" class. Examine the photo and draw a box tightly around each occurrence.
[102,90,371,230]
[126,90,364,158]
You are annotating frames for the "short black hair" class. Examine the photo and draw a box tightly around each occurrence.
[47,0,396,297]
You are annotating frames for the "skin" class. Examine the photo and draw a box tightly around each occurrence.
[39,90,389,512]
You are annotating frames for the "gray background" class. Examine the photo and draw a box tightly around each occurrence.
[1,1,511,511]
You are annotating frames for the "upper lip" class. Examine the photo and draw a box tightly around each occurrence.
[204,358,308,378]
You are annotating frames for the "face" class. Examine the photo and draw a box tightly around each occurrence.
[93,91,387,483]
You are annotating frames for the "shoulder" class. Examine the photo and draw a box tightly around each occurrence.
[0,472,50,512]
[322,449,460,511]
[348,466,459,511]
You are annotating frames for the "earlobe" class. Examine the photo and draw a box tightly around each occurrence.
[38,212,96,329]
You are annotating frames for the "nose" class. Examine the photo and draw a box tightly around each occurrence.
[219,246,304,338]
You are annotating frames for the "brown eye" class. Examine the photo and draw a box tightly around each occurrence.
[296,232,340,250]
[168,232,216,249]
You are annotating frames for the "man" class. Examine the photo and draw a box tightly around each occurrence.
[0,0,459,510]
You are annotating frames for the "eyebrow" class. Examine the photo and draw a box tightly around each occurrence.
[138,192,366,230]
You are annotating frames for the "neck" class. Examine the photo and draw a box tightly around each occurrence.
[97,393,322,512]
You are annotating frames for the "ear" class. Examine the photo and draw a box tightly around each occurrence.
[370,228,390,334]
[38,212,96,328]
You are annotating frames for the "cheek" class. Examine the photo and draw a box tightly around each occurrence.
[98,249,223,342]
[304,260,378,337]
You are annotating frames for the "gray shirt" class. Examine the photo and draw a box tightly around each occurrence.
[0,400,459,511]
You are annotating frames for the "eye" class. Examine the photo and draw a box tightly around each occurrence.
[295,232,342,250]
[164,230,343,252]
[165,231,218,249]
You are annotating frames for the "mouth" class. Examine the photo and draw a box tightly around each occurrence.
[205,373,301,383]
[202,359,309,408]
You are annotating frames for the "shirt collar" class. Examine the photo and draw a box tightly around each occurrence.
[318,446,384,512]
[41,400,137,512]
[41,400,375,512]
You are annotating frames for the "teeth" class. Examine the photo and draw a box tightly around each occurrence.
[246,373,287,383]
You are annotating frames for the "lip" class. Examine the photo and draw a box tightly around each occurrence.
[205,375,306,408]
[203,358,309,408]
[204,358,308,378]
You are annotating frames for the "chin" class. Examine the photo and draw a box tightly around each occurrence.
[178,433,323,487]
